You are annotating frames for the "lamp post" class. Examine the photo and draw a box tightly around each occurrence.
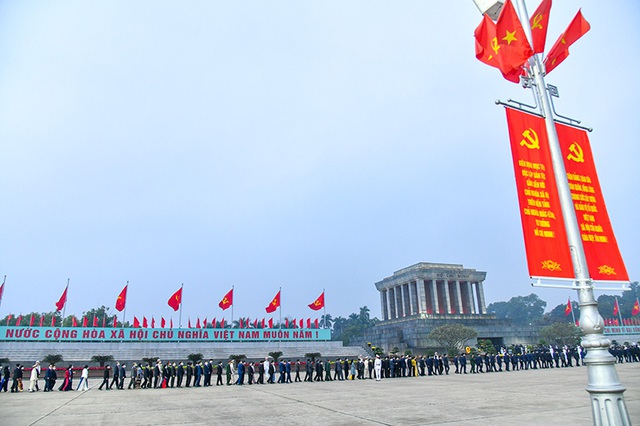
[471,1,631,424]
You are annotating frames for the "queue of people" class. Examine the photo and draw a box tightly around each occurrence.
[2,343,638,393]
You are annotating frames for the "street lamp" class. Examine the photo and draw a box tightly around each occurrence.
[471,1,631,424]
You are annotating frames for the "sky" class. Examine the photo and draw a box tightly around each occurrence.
[0,1,638,324]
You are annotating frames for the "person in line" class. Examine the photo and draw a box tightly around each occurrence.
[28,361,41,392]
[98,365,111,390]
[77,365,89,391]
[374,355,382,381]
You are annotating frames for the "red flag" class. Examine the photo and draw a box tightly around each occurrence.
[219,288,233,310]
[555,122,629,282]
[133,316,140,328]
[299,318,304,328]
[268,318,273,328]
[253,319,258,328]
[167,286,183,312]
[265,290,281,313]
[93,316,99,327]
[82,316,88,327]
[632,298,640,317]
[474,0,533,83]
[115,285,128,312]
[143,317,148,328]
[55,286,68,311]
[51,316,56,327]
[188,318,192,328]
[16,315,22,326]
[314,318,319,329]
[196,318,201,329]
[202,318,207,329]
[238,318,243,329]
[113,316,117,328]
[151,317,156,328]
[6,314,12,325]
[39,315,44,327]
[529,0,552,54]
[220,318,225,328]
[30,315,35,327]
[306,318,311,329]
[544,10,590,74]
[285,318,289,328]
[0,281,4,304]
[170,318,173,329]
[212,318,217,328]
[505,108,574,278]
[308,292,325,311]
[613,298,620,317]
[564,298,572,317]
[161,317,166,328]
[261,318,265,328]
[73,316,78,327]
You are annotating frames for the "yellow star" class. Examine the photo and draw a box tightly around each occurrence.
[502,30,518,45]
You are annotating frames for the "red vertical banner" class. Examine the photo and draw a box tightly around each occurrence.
[555,123,629,281]
[505,108,574,278]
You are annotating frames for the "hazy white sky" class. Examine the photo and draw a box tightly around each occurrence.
[1,1,638,323]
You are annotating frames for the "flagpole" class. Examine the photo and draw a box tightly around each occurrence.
[231,285,234,328]
[62,278,69,326]
[615,296,624,326]
[509,1,630,422]
[323,288,327,329]
[570,299,576,326]
[279,287,282,330]
[0,275,6,311]
[123,281,128,327]
[179,283,183,328]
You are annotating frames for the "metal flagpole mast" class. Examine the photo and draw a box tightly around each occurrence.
[279,287,282,330]
[231,285,234,328]
[62,278,69,325]
[323,288,326,329]
[570,299,577,327]
[0,275,6,311]
[179,283,183,328]
[123,280,128,327]
[615,296,624,327]
[511,1,631,423]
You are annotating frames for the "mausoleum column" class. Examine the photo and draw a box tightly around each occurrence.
[388,287,396,319]
[430,279,440,314]
[380,290,388,320]
[467,282,477,314]
[476,281,487,315]
[455,280,463,315]
[396,285,404,318]
[443,280,452,314]
[416,279,426,314]
[406,283,414,316]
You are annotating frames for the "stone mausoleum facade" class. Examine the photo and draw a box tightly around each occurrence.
[354,262,540,353]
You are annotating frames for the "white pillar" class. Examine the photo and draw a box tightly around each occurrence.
[416,279,426,314]
[443,280,452,314]
[431,279,440,314]
[455,280,463,315]
[467,282,477,315]
[476,281,487,315]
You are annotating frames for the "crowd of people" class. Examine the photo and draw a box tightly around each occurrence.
[2,343,639,393]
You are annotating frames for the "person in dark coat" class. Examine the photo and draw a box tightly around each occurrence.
[10,364,22,392]
[98,365,111,390]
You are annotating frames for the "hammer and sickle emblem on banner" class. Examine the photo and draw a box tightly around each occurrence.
[532,14,543,30]
[222,297,228,304]
[491,36,500,55]
[567,142,585,163]
[520,128,539,150]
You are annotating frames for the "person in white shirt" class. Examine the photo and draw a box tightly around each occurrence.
[374,355,382,381]
[77,365,89,391]
[28,361,41,392]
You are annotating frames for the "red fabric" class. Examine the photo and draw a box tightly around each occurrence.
[544,10,590,74]
[308,292,325,311]
[55,286,68,311]
[218,288,233,310]
[530,0,552,53]
[564,298,572,317]
[167,287,182,311]
[613,299,620,317]
[115,285,127,312]
[632,298,640,316]
[133,316,140,328]
[265,291,281,313]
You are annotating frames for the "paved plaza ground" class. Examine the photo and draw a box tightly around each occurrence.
[1,362,639,425]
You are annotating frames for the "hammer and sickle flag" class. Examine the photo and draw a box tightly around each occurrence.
[530,0,552,54]
[544,9,590,74]
[308,292,325,311]
[505,107,574,279]
[219,288,233,311]
[265,290,281,314]
[115,284,128,312]
[168,286,183,312]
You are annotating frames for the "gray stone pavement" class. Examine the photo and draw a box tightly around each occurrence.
[1,363,639,426]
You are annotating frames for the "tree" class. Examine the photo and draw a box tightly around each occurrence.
[319,314,333,329]
[91,355,114,367]
[331,306,380,345]
[304,352,321,363]
[539,322,582,346]
[487,293,546,325]
[543,301,580,324]
[229,354,246,365]
[268,351,283,362]
[188,353,204,363]
[43,354,64,365]
[428,324,478,353]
